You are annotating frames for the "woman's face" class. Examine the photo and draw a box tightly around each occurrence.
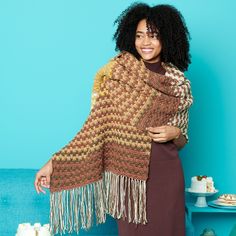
[135,19,162,63]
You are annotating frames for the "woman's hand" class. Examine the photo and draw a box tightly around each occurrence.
[34,159,53,194]
[146,125,181,143]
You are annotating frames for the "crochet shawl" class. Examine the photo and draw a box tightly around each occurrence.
[49,51,193,235]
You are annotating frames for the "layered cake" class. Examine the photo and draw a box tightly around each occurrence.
[217,194,236,206]
[15,223,51,236]
[190,175,215,193]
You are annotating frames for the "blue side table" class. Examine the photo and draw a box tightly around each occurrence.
[186,202,236,235]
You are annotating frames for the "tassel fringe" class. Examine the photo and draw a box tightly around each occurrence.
[50,171,147,235]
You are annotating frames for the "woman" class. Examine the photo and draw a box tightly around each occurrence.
[35,3,193,236]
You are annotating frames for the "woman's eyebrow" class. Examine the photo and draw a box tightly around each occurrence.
[136,31,145,34]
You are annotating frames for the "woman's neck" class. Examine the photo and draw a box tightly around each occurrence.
[143,60,166,75]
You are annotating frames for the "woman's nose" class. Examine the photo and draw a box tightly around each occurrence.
[142,36,151,45]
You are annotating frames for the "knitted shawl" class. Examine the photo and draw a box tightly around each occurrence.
[49,51,193,235]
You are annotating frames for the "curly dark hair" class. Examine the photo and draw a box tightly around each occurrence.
[113,2,191,71]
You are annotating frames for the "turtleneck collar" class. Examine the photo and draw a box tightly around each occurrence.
[143,60,166,75]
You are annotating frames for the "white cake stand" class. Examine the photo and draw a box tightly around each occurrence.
[186,188,219,207]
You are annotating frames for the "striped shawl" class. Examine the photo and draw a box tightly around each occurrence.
[49,51,193,235]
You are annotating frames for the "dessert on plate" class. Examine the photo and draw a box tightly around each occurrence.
[15,223,51,236]
[190,175,216,193]
[216,194,236,206]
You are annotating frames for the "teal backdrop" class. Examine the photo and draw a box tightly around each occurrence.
[1,1,236,234]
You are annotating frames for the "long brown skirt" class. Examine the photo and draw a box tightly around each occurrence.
[116,140,185,236]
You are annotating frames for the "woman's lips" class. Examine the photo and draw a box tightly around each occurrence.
[141,48,153,53]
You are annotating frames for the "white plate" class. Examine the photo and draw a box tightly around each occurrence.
[209,200,236,209]
[212,200,236,207]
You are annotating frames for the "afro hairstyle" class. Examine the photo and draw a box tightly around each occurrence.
[113,2,191,71]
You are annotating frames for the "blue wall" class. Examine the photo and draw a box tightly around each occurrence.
[1,0,236,210]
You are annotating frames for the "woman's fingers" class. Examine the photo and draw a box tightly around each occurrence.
[40,176,50,188]
[34,160,53,194]
[147,131,166,140]
[34,175,48,194]
[153,138,166,143]
[147,131,164,137]
[34,173,41,194]
[38,183,46,194]
[146,126,164,133]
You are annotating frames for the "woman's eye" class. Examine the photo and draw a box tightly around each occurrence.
[150,33,159,39]
[147,32,160,39]
[136,35,142,38]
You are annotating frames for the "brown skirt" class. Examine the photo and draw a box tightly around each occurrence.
[116,140,185,236]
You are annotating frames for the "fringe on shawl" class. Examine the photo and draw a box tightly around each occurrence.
[50,171,147,235]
